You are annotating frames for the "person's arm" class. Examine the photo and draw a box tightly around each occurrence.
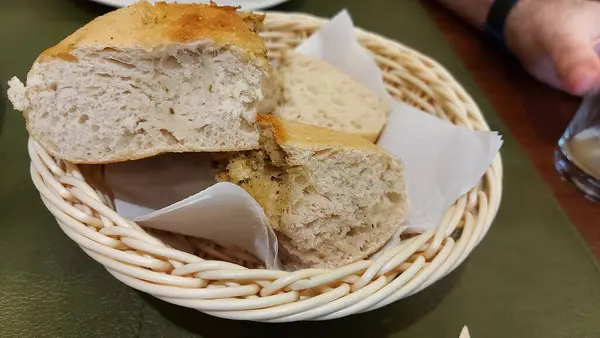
[435,0,494,28]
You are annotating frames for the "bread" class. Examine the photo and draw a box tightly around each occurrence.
[218,115,406,269]
[7,1,274,164]
[274,53,389,142]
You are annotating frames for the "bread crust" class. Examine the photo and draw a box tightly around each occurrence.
[257,114,385,153]
[36,1,269,70]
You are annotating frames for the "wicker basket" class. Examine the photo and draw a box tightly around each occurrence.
[28,12,503,322]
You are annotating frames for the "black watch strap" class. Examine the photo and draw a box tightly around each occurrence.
[484,0,520,50]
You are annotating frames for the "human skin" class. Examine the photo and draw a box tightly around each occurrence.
[436,0,600,96]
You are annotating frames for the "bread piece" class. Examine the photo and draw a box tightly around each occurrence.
[275,53,389,142]
[7,1,273,164]
[218,115,406,269]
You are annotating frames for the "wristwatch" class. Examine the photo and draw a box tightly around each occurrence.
[484,0,520,50]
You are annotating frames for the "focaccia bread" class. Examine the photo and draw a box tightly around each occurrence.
[218,115,406,269]
[7,1,274,164]
[275,53,389,142]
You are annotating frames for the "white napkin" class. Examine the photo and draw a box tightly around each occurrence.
[103,9,502,270]
[105,154,281,269]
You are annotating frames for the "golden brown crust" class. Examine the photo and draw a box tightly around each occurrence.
[238,12,266,33]
[257,114,286,143]
[257,114,384,153]
[36,1,268,69]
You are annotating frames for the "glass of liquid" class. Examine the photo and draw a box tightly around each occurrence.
[555,93,600,202]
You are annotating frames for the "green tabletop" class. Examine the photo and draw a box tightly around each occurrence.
[1,0,600,337]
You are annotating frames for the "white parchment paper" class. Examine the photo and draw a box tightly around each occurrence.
[105,153,281,269]
[103,9,502,269]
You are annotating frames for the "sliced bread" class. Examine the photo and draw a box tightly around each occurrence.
[7,1,274,164]
[274,53,389,142]
[218,115,406,269]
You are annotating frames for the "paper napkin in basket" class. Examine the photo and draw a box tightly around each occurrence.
[104,154,281,270]
[104,9,502,270]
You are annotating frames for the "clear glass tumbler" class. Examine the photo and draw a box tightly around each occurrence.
[555,93,600,202]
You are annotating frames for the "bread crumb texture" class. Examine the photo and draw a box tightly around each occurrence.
[9,1,274,164]
[219,116,407,269]
[275,53,389,142]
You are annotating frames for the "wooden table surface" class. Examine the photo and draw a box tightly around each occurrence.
[423,1,600,259]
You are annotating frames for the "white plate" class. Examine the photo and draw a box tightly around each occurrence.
[90,0,290,10]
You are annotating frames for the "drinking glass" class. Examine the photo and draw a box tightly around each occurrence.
[555,93,600,202]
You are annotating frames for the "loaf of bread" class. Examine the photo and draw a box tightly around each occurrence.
[274,53,389,142]
[218,115,406,269]
[7,1,274,164]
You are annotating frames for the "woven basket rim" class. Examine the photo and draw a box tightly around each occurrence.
[28,11,503,322]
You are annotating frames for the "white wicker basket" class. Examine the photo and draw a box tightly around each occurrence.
[28,12,503,322]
